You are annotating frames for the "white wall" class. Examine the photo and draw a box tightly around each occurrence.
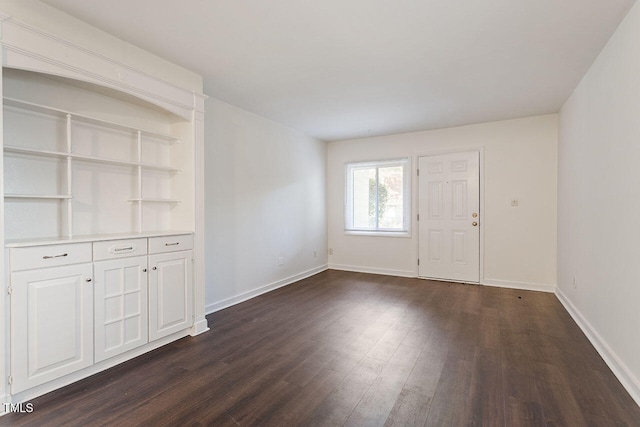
[557,1,640,404]
[327,115,558,291]
[204,98,328,313]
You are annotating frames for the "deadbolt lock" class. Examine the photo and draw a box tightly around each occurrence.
[472,221,478,227]
[472,212,478,218]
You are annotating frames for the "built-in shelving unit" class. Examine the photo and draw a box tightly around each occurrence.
[3,72,192,241]
[0,12,208,407]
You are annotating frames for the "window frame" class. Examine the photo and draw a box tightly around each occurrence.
[344,158,411,236]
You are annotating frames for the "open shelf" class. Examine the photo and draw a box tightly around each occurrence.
[4,98,180,144]
[2,68,196,245]
[4,146,181,173]
[128,198,181,203]
[4,194,72,200]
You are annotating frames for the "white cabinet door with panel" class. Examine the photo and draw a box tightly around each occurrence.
[94,255,149,363]
[10,263,93,394]
[148,250,193,341]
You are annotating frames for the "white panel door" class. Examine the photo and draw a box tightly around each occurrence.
[418,151,480,282]
[94,256,148,363]
[149,250,193,341]
[11,264,93,393]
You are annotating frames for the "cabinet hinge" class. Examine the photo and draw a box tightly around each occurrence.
[8,376,13,385]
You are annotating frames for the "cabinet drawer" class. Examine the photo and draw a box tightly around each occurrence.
[148,234,193,254]
[10,243,92,271]
[93,238,148,261]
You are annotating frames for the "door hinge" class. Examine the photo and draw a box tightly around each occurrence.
[7,285,12,295]
[417,169,420,176]
[8,376,13,385]
[417,259,420,266]
[417,214,419,221]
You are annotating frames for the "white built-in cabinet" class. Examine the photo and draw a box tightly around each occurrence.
[93,239,149,364]
[10,260,94,394]
[148,234,194,341]
[8,235,193,394]
[0,11,208,406]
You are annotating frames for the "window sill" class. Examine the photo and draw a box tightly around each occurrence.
[344,230,411,238]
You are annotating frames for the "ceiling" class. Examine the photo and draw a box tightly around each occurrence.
[42,0,636,141]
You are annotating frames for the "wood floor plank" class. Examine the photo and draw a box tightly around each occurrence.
[2,270,639,426]
[384,388,432,427]
[305,356,385,427]
[424,358,474,426]
[245,368,346,427]
[344,344,423,426]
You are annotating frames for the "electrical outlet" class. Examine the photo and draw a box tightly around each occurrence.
[328,248,333,256]
[573,277,577,289]
[278,256,284,266]
[313,250,317,258]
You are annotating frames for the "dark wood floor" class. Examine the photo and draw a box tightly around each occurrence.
[2,270,639,426]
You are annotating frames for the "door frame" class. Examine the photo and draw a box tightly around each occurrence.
[414,147,485,284]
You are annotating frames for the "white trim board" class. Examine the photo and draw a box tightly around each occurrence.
[482,278,556,293]
[205,265,328,314]
[328,264,556,293]
[328,264,415,278]
[556,288,640,407]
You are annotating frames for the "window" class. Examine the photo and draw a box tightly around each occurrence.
[345,158,410,234]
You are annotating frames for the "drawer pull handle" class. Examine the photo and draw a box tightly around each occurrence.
[114,246,134,252]
[165,242,180,246]
[43,253,68,259]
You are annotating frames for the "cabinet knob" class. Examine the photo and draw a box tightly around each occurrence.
[143,268,148,273]
[86,278,92,283]
[152,267,157,270]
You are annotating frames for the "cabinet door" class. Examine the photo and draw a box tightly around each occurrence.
[94,256,148,363]
[148,250,193,341]
[10,264,93,394]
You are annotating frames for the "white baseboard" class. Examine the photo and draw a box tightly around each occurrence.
[482,278,556,293]
[556,287,640,407]
[1,393,10,416]
[328,263,415,278]
[327,266,556,294]
[189,318,210,336]
[205,264,328,314]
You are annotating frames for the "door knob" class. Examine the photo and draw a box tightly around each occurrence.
[472,221,478,227]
